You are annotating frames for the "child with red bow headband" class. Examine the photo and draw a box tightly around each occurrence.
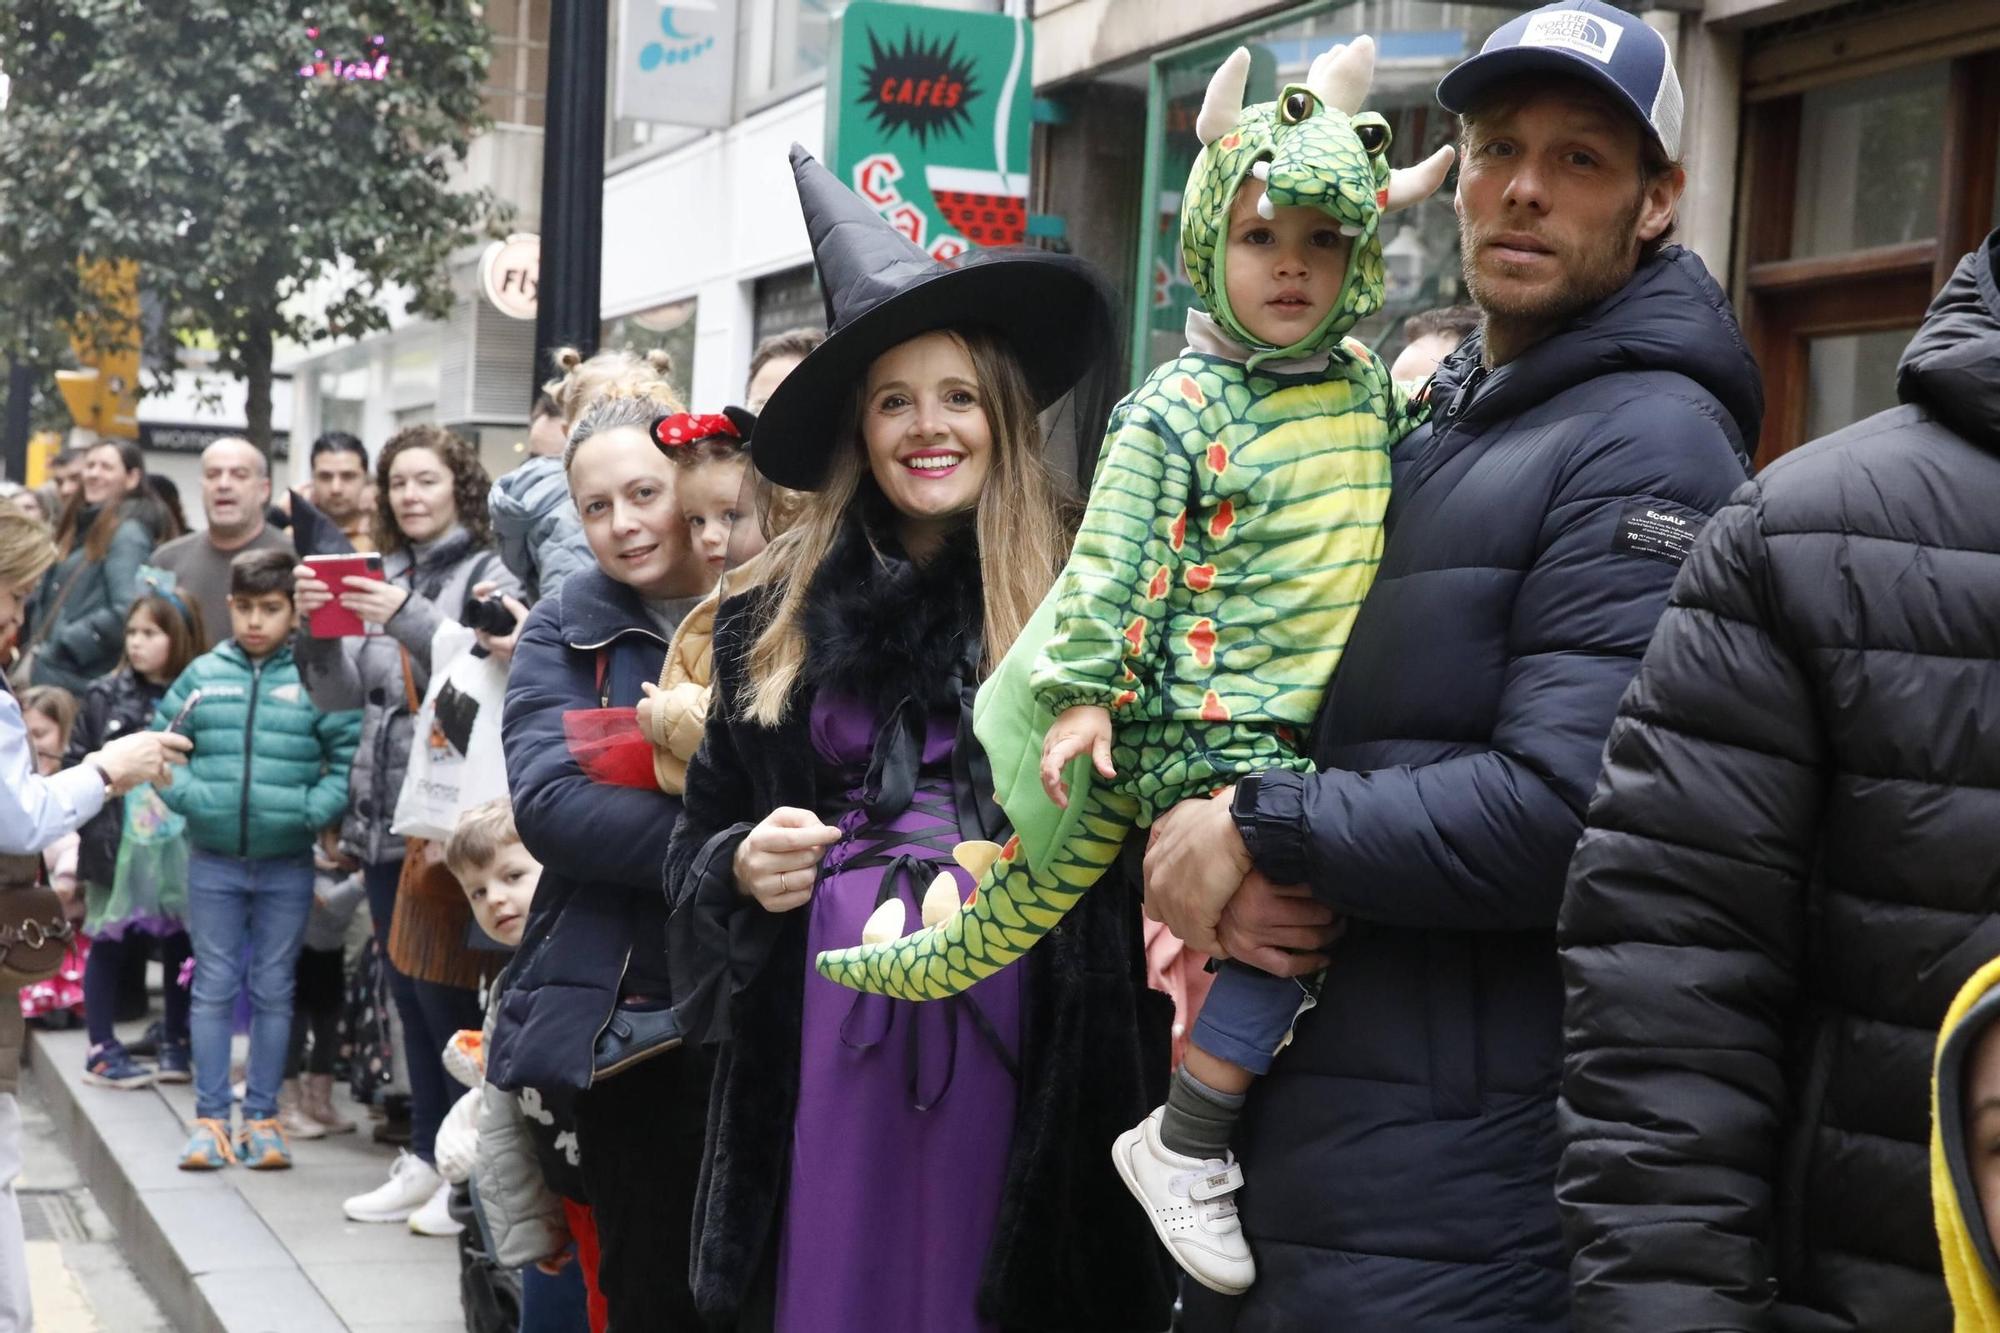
[635,407,760,794]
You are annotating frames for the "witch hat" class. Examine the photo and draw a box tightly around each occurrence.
[753,144,1116,491]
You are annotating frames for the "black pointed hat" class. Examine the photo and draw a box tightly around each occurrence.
[754,144,1116,491]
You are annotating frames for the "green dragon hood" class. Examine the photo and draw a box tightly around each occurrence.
[1181,38,1455,369]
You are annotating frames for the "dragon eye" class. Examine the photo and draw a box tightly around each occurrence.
[1355,122,1390,154]
[1281,90,1315,124]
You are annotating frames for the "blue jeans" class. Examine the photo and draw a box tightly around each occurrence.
[186,850,314,1121]
[1187,959,1321,1077]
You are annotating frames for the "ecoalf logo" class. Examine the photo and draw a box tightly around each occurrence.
[1646,509,1687,526]
[1520,11,1623,64]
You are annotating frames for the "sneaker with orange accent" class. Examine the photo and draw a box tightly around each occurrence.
[177,1118,236,1171]
[236,1118,293,1170]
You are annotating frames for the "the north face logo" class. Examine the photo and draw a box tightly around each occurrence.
[1520,11,1622,63]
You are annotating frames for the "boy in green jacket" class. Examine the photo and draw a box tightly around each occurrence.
[155,548,361,1171]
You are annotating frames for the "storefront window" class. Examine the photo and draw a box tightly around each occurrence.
[1790,66,1947,259]
[601,298,700,402]
[1803,327,1913,443]
[1135,1,1519,381]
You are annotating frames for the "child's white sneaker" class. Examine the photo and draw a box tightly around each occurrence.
[1111,1107,1255,1296]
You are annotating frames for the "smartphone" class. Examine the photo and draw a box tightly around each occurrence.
[165,689,204,735]
[303,552,386,638]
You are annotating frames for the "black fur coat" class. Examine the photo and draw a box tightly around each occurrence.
[664,512,1176,1332]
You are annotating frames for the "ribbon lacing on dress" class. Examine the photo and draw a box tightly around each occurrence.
[822,701,1019,1111]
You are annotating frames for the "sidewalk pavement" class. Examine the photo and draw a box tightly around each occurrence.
[26,1024,461,1333]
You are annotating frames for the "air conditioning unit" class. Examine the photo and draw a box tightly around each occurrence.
[434,284,538,429]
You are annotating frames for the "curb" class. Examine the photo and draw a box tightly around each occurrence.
[26,1027,351,1333]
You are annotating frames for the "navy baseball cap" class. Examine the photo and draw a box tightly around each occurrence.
[1438,0,1683,159]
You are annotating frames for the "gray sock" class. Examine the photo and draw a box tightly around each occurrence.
[1159,1064,1247,1160]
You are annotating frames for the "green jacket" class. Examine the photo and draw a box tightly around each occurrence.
[153,641,362,859]
[27,508,157,694]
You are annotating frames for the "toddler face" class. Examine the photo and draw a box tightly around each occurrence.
[680,458,749,576]
[458,840,542,948]
[1222,179,1352,350]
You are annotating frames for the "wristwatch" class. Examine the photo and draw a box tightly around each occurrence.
[88,762,117,798]
[1230,773,1264,866]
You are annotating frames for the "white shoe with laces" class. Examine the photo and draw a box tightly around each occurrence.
[342,1150,441,1223]
[408,1178,464,1238]
[1111,1107,1256,1295]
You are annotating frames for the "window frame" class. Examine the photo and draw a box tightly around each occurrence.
[1735,5,2000,466]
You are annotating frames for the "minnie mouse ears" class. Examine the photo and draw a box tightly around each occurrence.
[649,406,758,453]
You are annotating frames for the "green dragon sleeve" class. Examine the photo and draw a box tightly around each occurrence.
[1032,404,1195,717]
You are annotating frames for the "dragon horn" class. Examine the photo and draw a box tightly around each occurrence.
[1383,145,1457,214]
[1195,47,1252,145]
[1305,43,1346,109]
[1320,34,1377,115]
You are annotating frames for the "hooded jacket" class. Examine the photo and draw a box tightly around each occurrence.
[1190,246,1756,1332]
[1558,233,2000,1332]
[151,641,361,860]
[490,455,593,606]
[1936,958,2000,1333]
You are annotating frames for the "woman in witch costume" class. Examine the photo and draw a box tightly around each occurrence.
[664,146,1175,1333]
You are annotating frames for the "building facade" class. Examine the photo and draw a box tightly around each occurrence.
[1031,0,2000,467]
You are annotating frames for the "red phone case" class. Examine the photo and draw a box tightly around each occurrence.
[304,554,385,638]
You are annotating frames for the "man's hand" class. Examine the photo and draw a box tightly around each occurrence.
[1216,871,1340,976]
[1143,787,1251,955]
[89,730,192,794]
[1041,705,1115,808]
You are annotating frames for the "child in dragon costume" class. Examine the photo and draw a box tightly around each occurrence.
[814,37,1455,1293]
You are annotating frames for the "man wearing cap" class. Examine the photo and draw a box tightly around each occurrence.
[1146,3,1758,1327]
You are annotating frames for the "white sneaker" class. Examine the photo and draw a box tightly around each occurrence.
[407,1179,464,1238]
[1111,1107,1256,1296]
[342,1150,441,1223]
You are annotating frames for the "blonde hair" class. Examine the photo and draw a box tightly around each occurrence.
[743,328,1072,725]
[0,509,57,589]
[444,797,524,883]
[542,347,684,429]
[19,685,78,748]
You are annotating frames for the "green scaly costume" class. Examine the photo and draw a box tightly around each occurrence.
[816,38,1454,1000]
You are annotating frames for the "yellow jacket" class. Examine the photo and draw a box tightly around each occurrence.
[1934,955,2000,1332]
[634,549,776,795]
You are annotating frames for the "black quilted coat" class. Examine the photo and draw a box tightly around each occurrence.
[1558,233,2000,1332]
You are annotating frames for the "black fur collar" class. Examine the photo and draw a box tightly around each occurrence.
[800,504,983,716]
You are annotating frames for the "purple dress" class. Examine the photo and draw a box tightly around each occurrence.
[774,692,1026,1333]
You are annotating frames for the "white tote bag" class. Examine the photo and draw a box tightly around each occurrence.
[391,621,510,841]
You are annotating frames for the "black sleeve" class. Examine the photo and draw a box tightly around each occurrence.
[1556,483,1825,1330]
[664,600,785,1045]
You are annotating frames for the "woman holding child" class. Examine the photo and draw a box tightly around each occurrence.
[662,148,1173,1333]
[492,379,723,1327]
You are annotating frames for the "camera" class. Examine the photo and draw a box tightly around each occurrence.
[463,593,518,638]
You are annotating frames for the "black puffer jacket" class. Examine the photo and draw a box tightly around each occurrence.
[1187,246,1756,1332]
[1557,234,2000,1332]
[63,667,167,889]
